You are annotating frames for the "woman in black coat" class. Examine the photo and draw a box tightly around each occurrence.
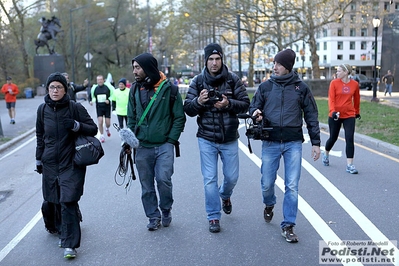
[35,72,98,259]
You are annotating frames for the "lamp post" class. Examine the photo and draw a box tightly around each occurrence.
[371,16,381,102]
[69,2,104,82]
[85,17,115,83]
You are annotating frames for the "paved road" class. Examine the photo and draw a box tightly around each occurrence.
[0,98,398,265]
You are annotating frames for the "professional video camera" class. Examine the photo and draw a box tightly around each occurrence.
[238,113,272,153]
[207,88,222,103]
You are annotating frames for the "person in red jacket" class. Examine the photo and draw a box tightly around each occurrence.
[1,76,20,124]
[323,63,361,174]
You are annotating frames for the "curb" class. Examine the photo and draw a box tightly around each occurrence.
[0,127,36,154]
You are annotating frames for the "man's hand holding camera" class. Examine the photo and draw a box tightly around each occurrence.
[252,109,263,122]
[197,89,229,109]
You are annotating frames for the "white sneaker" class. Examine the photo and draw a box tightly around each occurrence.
[346,164,358,174]
[100,135,105,143]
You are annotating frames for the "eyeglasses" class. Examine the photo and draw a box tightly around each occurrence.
[49,85,64,91]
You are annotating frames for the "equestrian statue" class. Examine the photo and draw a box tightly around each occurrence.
[34,16,63,55]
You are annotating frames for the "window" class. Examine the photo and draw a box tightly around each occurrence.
[323,29,327,37]
[396,3,399,11]
[316,42,320,51]
[350,42,356,49]
[361,41,367,49]
[323,55,327,63]
[349,54,355,60]
[350,15,356,23]
[324,42,327,50]
[350,28,356,36]
[338,28,343,36]
[337,54,343,60]
[361,28,368,36]
[384,1,391,11]
[362,15,368,24]
[351,3,356,10]
[337,41,343,50]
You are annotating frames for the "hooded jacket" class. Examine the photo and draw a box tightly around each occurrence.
[184,64,250,143]
[35,94,98,203]
[249,71,320,146]
[127,54,185,147]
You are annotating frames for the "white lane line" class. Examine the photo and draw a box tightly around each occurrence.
[302,159,398,262]
[0,136,36,161]
[238,140,362,265]
[0,211,42,262]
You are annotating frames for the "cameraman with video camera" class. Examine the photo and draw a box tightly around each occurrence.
[184,43,249,233]
[249,49,321,243]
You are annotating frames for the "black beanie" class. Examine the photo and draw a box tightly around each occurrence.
[132,53,161,84]
[204,43,223,65]
[46,72,68,92]
[274,49,296,72]
[118,78,127,86]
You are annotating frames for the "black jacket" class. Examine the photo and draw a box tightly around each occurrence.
[67,82,87,101]
[249,71,320,146]
[184,65,249,143]
[36,94,98,203]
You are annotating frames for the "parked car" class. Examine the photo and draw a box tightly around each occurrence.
[355,74,372,90]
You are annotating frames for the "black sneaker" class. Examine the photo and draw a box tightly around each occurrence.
[264,206,274,223]
[209,219,220,233]
[147,218,161,231]
[161,209,172,227]
[281,225,299,243]
[222,198,232,214]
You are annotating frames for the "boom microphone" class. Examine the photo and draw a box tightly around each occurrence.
[119,127,139,148]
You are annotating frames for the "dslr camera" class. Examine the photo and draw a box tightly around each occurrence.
[207,88,222,103]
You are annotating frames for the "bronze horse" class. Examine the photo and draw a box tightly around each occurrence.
[34,16,62,55]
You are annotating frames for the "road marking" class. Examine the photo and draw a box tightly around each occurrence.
[238,140,362,265]
[0,136,36,161]
[0,211,42,262]
[238,138,398,263]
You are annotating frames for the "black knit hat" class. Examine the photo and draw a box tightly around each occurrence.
[46,72,68,92]
[204,43,223,65]
[132,53,161,84]
[274,49,296,72]
[118,78,127,86]
[6,76,12,80]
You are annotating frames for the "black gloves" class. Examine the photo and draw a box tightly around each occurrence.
[36,161,43,174]
[64,119,75,130]
[332,112,340,121]
[356,114,361,120]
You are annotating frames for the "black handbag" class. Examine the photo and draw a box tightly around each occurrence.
[74,135,104,167]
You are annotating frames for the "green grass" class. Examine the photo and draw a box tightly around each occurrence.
[247,92,399,147]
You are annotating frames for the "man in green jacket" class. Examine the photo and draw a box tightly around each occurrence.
[127,53,186,231]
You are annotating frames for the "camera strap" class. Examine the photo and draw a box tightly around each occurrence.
[137,79,167,127]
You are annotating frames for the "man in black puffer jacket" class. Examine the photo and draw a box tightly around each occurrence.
[184,43,249,233]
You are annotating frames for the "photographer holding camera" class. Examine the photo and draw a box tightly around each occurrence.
[184,43,249,233]
[249,49,321,243]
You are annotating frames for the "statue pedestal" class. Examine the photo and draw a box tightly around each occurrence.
[34,54,65,86]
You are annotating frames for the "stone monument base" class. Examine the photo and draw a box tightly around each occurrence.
[34,54,65,86]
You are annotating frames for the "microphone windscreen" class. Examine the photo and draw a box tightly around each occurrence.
[119,127,139,148]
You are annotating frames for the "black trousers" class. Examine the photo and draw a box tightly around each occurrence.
[325,117,356,158]
[42,201,82,249]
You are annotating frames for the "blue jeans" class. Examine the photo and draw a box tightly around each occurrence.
[198,138,239,220]
[135,143,174,219]
[260,140,302,228]
[385,84,392,95]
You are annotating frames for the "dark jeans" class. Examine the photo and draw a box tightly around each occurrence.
[325,117,356,158]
